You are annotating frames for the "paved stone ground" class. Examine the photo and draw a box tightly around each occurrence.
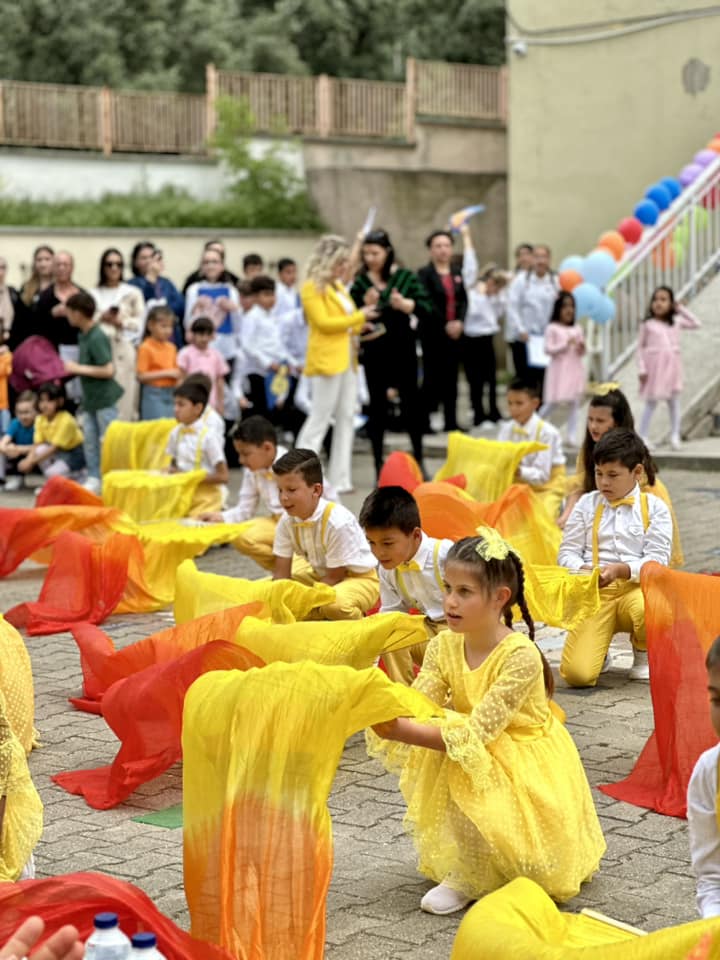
[1,455,718,957]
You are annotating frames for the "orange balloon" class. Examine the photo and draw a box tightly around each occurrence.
[707,137,720,153]
[597,230,625,261]
[652,238,675,269]
[558,269,583,292]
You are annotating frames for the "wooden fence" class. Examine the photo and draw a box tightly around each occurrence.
[0,60,506,156]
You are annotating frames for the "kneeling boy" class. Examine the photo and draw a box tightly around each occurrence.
[200,415,286,570]
[272,449,378,620]
[166,379,229,516]
[558,429,672,687]
[359,486,452,684]
[498,378,566,519]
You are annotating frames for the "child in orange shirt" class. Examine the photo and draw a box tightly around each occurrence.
[0,347,11,436]
[137,305,181,420]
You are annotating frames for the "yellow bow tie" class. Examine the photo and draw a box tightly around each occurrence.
[180,426,197,436]
[293,520,316,529]
[609,497,635,509]
[264,471,275,480]
[397,560,421,573]
[512,426,529,437]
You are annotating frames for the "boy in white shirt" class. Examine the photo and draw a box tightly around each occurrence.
[166,378,229,516]
[272,449,379,620]
[558,429,672,687]
[242,275,286,420]
[688,635,720,919]
[200,415,286,570]
[497,378,566,519]
[359,486,452,685]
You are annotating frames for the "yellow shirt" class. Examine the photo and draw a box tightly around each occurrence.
[300,279,365,377]
[33,411,84,450]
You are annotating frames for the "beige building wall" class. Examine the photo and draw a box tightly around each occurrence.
[508,1,719,263]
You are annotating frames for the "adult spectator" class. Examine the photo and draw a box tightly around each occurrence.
[350,229,430,478]
[242,253,264,280]
[33,251,83,350]
[10,245,55,348]
[182,239,239,293]
[128,241,184,346]
[90,247,145,420]
[417,230,467,434]
[0,256,25,349]
[514,242,534,273]
[184,246,241,361]
[506,243,559,387]
[296,234,379,493]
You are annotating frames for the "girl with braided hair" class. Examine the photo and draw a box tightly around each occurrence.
[369,530,605,916]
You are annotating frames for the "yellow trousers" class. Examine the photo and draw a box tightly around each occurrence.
[189,482,224,517]
[292,560,379,621]
[560,580,645,688]
[231,516,279,571]
[381,618,445,686]
[532,464,567,521]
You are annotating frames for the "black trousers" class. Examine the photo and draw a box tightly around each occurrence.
[363,353,424,475]
[464,334,500,424]
[510,340,528,380]
[420,335,462,431]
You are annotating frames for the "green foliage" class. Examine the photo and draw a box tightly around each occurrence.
[0,0,505,89]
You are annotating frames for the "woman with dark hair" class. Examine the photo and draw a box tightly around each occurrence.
[90,248,145,420]
[128,241,184,347]
[351,229,431,478]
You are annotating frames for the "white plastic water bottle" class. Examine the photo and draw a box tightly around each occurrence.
[85,913,131,960]
[129,933,166,959]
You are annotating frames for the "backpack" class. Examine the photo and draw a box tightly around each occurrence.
[9,335,69,393]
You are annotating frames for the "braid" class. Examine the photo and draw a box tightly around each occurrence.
[510,553,555,698]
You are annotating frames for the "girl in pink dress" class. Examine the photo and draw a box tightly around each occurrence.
[539,292,586,444]
[637,286,700,450]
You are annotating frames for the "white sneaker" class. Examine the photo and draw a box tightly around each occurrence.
[670,434,681,451]
[628,649,650,682]
[600,653,612,674]
[3,476,23,491]
[420,882,471,915]
[82,476,102,494]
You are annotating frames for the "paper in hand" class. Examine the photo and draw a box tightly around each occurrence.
[360,206,377,237]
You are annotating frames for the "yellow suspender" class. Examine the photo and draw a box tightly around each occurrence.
[592,493,650,566]
[193,424,209,470]
[534,419,544,442]
[292,502,336,555]
[395,540,446,609]
[716,754,720,833]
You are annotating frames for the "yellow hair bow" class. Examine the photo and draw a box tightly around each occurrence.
[475,526,511,562]
[592,381,621,397]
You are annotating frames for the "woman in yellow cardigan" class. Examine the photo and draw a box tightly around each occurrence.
[296,235,379,493]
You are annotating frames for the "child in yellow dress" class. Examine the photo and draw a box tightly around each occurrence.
[200,415,287,570]
[0,689,43,881]
[360,485,453,685]
[272,448,379,620]
[497,378,566,519]
[166,378,229,516]
[370,530,605,915]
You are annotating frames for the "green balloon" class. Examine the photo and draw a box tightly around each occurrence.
[694,205,709,229]
[674,222,689,248]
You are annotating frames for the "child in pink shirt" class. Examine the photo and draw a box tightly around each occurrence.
[177,316,230,415]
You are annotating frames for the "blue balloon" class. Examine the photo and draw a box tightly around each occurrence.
[660,176,682,201]
[591,293,616,325]
[558,255,584,275]
[634,199,660,226]
[573,282,601,320]
[581,249,617,289]
[645,183,672,211]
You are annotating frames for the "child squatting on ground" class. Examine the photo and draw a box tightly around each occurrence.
[368,531,606,915]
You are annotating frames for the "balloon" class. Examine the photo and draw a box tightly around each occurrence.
[679,163,703,186]
[617,217,643,244]
[558,269,582,292]
[558,255,584,275]
[645,183,672,211]
[660,177,682,201]
[673,221,689,248]
[596,230,625,261]
[581,249,617,288]
[672,241,685,266]
[702,186,720,210]
[694,204,709,229]
[708,137,720,154]
[694,149,717,168]
[652,239,676,269]
[572,282,601,320]
[591,294,616,325]
[634,199,660,226]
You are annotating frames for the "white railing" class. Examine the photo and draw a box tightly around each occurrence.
[593,157,720,379]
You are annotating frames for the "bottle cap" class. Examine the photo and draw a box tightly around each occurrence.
[131,933,157,949]
[94,913,119,929]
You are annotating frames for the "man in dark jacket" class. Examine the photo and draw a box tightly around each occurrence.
[417,230,467,433]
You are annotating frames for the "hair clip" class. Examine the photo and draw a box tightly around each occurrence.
[475,526,511,561]
[592,381,621,397]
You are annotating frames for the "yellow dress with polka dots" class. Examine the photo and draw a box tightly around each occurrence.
[0,615,36,755]
[369,630,606,902]
[0,689,43,881]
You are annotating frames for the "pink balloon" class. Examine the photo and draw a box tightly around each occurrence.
[694,149,717,167]
[679,163,704,186]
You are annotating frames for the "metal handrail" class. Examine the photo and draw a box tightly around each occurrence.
[592,156,720,379]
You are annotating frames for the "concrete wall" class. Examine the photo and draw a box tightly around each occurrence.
[508,0,720,262]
